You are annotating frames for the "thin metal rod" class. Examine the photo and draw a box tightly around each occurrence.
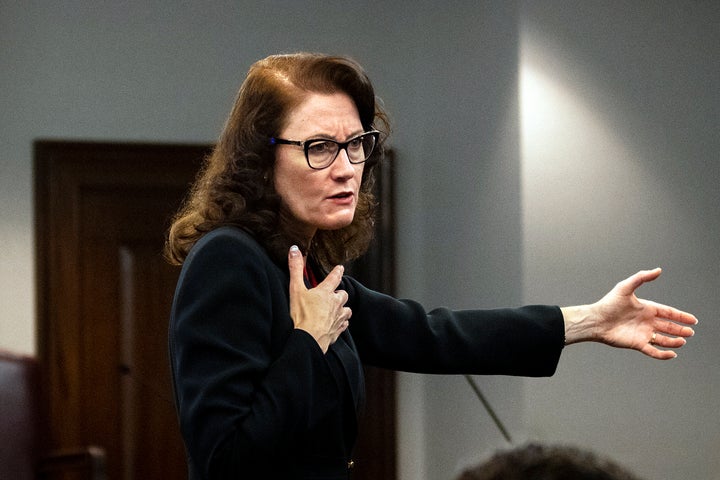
[464,374,514,445]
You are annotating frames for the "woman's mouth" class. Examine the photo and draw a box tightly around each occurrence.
[328,191,354,204]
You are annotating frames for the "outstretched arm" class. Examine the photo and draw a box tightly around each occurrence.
[561,268,697,359]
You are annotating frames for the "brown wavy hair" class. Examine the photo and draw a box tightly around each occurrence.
[165,52,390,269]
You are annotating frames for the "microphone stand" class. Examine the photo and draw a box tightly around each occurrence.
[464,375,514,445]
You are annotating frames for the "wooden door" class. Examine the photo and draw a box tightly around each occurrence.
[35,140,396,479]
[35,141,207,480]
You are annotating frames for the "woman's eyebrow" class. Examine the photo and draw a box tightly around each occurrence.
[307,130,365,141]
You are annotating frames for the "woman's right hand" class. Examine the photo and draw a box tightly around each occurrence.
[288,245,351,353]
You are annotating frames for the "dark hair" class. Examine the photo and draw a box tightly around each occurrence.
[165,52,390,268]
[457,443,645,480]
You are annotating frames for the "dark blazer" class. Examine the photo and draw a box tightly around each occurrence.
[169,226,565,479]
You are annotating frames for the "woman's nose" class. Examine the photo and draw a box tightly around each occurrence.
[330,148,356,178]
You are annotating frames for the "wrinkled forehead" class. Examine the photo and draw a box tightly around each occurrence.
[280,92,362,139]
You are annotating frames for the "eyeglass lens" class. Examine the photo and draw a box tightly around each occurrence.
[306,133,376,169]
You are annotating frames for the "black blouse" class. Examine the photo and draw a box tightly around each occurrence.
[169,226,565,479]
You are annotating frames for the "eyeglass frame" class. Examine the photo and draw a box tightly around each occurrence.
[269,130,380,170]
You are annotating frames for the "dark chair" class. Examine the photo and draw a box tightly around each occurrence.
[0,349,106,480]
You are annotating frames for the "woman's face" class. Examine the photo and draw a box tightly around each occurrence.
[274,92,365,242]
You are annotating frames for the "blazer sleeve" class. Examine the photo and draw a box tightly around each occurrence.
[169,230,340,478]
[343,276,565,377]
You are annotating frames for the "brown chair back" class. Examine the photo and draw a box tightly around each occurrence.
[0,349,41,480]
[0,349,106,480]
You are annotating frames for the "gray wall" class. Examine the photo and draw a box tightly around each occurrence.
[519,3,719,480]
[1,2,717,479]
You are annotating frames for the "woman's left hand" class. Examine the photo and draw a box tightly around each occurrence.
[562,268,698,359]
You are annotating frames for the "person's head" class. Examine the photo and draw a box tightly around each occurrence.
[166,52,389,268]
[457,443,645,480]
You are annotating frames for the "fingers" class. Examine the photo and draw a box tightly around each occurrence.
[287,245,350,352]
[334,306,352,336]
[319,264,345,292]
[650,332,687,349]
[642,313,697,360]
[647,299,698,344]
[327,284,350,342]
[642,328,689,359]
[648,300,699,326]
[288,245,345,293]
[653,317,696,339]
[616,268,662,296]
[318,298,352,350]
[641,343,679,360]
[288,245,306,295]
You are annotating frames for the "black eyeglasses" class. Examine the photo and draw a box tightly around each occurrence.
[269,130,380,170]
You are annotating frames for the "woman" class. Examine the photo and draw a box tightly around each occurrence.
[166,52,696,479]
